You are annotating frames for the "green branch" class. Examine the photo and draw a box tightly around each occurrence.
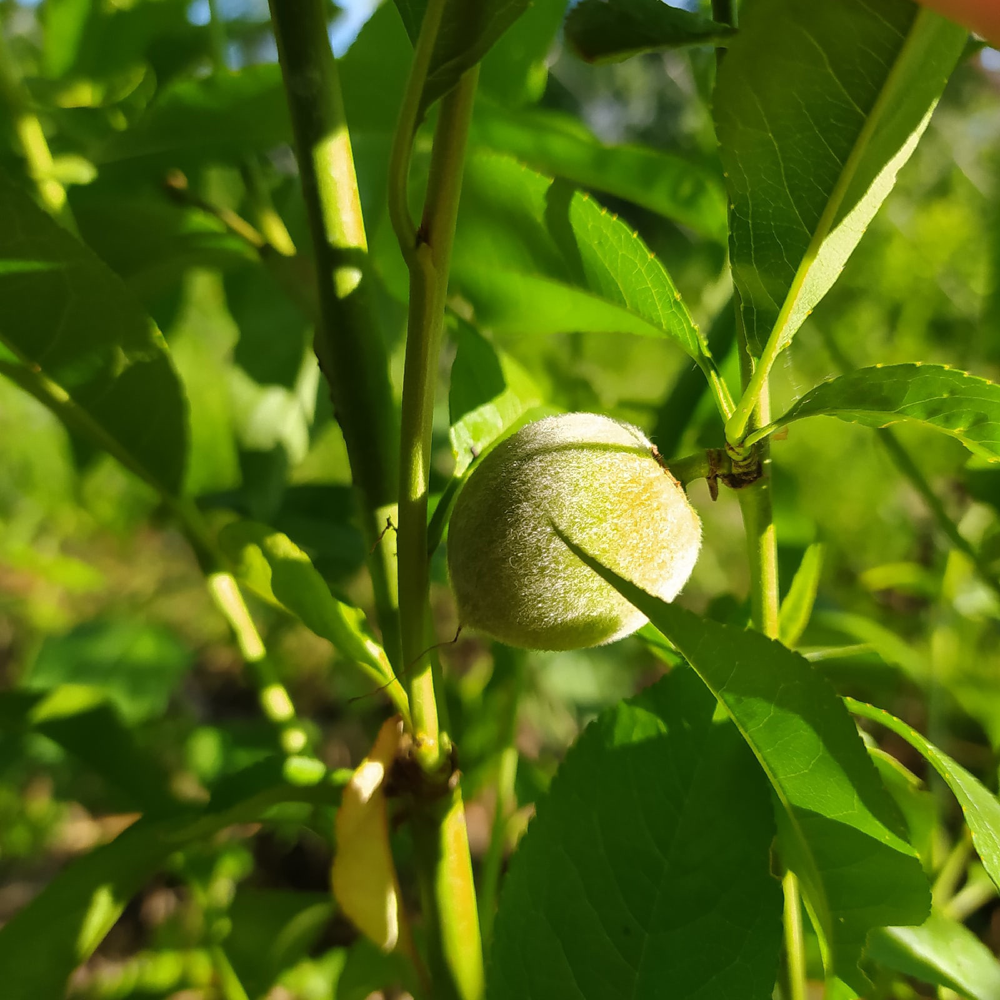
[268,0,401,667]
[397,66,481,772]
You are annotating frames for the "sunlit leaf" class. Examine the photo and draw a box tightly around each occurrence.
[765,364,1000,463]
[847,698,1000,894]
[715,0,966,354]
[565,0,733,64]
[219,521,399,694]
[452,154,711,363]
[870,912,1000,1000]
[558,537,929,990]
[471,101,727,240]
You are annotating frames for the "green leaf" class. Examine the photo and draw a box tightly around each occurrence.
[869,913,1000,1000]
[557,536,930,989]
[25,619,193,724]
[448,321,542,475]
[489,668,782,1000]
[0,175,188,496]
[470,101,728,240]
[0,687,174,814]
[764,364,1000,463]
[452,154,710,362]
[565,0,734,64]
[227,889,334,998]
[714,0,967,354]
[42,0,92,78]
[846,699,1000,894]
[100,65,290,164]
[219,521,396,690]
[394,0,530,114]
[779,543,825,647]
[73,189,255,304]
[0,757,346,1000]
[478,0,566,105]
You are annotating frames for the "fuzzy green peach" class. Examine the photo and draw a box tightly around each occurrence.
[446,413,701,650]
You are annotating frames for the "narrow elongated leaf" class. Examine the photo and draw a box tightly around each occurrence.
[558,537,929,989]
[453,154,711,362]
[779,543,825,647]
[0,757,346,1000]
[394,0,530,114]
[0,175,187,496]
[846,699,1000,894]
[471,102,728,240]
[565,0,734,63]
[870,913,1000,1000]
[715,0,966,354]
[766,364,1000,463]
[219,522,398,692]
[490,668,782,1000]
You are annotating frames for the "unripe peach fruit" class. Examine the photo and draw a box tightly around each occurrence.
[446,413,701,650]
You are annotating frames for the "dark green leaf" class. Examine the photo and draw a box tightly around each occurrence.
[766,365,1000,463]
[846,699,1000,894]
[0,687,174,813]
[395,0,530,114]
[448,321,542,475]
[870,913,1000,1000]
[73,189,255,304]
[227,889,333,997]
[715,0,966,354]
[43,0,206,85]
[452,154,711,362]
[0,175,188,496]
[0,757,345,1000]
[100,65,290,164]
[565,0,734,64]
[489,668,781,1000]
[471,101,728,240]
[558,537,930,989]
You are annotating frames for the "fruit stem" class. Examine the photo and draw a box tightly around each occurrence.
[268,0,402,670]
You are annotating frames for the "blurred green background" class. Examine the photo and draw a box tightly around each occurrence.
[1,0,1000,995]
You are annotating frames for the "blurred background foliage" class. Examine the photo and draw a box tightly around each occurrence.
[1,0,999,995]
